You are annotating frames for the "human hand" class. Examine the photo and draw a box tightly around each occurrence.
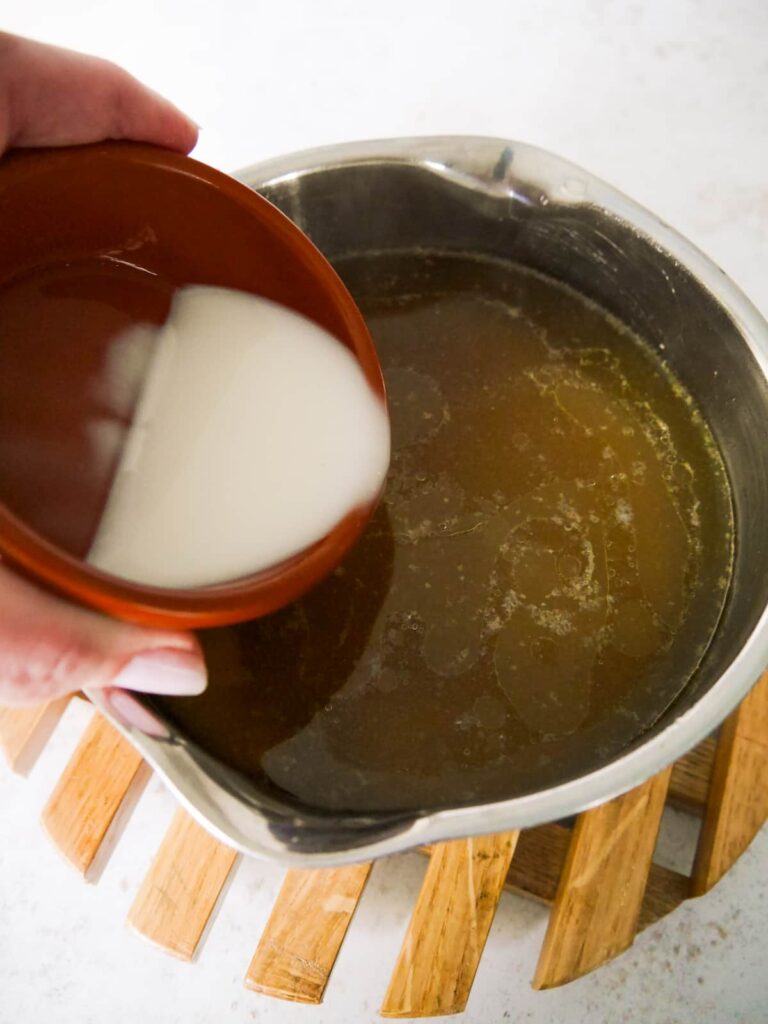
[0,33,206,714]
[0,32,197,156]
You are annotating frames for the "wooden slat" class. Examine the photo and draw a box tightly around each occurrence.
[128,809,238,960]
[423,820,686,930]
[533,767,672,989]
[245,863,372,1003]
[381,831,518,1018]
[41,713,145,876]
[691,672,768,896]
[668,736,717,814]
[0,698,69,772]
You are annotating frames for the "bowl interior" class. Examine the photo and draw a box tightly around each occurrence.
[0,142,366,340]
[0,142,383,627]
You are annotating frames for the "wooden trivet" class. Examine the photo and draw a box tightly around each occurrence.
[2,671,767,1017]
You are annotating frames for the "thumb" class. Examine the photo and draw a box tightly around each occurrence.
[0,564,206,706]
[0,33,198,156]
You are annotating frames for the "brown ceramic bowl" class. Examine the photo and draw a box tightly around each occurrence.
[0,142,386,628]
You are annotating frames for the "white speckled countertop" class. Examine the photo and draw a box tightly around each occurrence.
[1,2,767,1021]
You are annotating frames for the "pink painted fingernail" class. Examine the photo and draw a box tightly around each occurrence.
[103,688,169,738]
[112,647,207,696]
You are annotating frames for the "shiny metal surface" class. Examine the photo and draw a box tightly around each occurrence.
[89,137,768,865]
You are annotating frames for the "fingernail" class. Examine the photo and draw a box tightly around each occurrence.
[113,647,207,696]
[103,688,169,738]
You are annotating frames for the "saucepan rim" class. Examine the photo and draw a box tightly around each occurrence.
[90,135,768,865]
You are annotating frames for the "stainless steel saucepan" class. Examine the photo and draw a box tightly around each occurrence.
[89,137,768,865]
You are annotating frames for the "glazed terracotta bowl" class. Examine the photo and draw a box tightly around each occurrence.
[0,142,385,628]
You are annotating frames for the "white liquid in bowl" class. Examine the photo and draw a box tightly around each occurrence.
[87,285,390,588]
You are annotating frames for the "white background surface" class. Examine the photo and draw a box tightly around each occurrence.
[1,1,767,1021]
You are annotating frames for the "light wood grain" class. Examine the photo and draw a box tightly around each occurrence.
[128,809,238,960]
[691,671,768,896]
[41,713,145,876]
[245,863,372,1003]
[422,820,687,931]
[0,698,69,772]
[381,831,518,1017]
[533,767,672,989]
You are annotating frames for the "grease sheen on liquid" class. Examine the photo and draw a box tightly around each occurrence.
[157,253,734,813]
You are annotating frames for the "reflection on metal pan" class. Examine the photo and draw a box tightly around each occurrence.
[89,137,768,865]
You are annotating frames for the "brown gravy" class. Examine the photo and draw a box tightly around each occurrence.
[154,252,733,813]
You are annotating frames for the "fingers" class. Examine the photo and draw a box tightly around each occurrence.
[0,564,207,706]
[0,32,198,156]
[0,35,204,709]
[98,687,171,736]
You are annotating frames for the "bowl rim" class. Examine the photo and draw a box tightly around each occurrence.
[94,135,768,865]
[0,141,386,628]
